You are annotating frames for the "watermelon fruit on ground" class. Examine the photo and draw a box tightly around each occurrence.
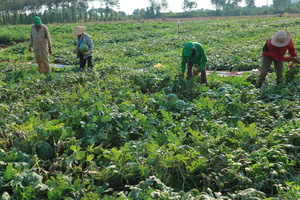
[35,141,55,160]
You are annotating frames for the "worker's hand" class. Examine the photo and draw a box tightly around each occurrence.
[292,57,300,64]
[193,70,200,76]
[48,48,52,55]
[73,50,77,54]
[82,51,90,55]
[28,46,32,53]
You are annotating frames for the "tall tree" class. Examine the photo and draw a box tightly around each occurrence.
[230,0,243,8]
[245,0,255,8]
[0,0,38,13]
[211,0,226,10]
[98,0,120,10]
[145,0,168,17]
[211,0,242,10]
[182,0,198,11]
[272,0,291,10]
[161,0,169,12]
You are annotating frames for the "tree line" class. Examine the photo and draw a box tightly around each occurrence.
[0,0,299,25]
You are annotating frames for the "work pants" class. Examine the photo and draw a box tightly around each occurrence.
[257,54,283,88]
[79,54,93,69]
[34,48,51,73]
[187,61,208,86]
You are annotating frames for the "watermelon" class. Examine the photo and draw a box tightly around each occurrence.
[35,141,54,160]
[79,44,89,53]
[167,93,178,101]
[175,100,186,110]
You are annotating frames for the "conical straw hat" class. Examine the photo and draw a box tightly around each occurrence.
[72,26,86,36]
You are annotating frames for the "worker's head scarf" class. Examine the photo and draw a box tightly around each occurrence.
[33,16,42,26]
[183,42,194,57]
[271,30,290,47]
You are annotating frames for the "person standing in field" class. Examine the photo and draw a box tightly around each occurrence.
[257,30,300,88]
[28,16,52,73]
[180,42,208,86]
[72,26,94,69]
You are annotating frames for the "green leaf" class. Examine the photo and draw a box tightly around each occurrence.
[86,154,94,162]
[4,164,18,181]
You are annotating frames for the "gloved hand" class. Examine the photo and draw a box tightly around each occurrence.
[193,69,200,76]
[82,51,90,55]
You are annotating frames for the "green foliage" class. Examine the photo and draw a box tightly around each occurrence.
[0,26,29,45]
[0,17,300,199]
[284,65,299,83]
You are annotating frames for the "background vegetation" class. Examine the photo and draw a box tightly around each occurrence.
[0,0,300,25]
[0,16,300,199]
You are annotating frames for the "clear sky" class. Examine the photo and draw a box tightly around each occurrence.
[92,0,269,15]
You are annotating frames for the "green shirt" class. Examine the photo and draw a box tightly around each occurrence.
[181,42,207,73]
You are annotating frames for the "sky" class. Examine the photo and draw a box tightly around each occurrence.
[92,0,270,15]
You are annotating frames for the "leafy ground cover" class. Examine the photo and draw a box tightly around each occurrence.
[0,16,300,199]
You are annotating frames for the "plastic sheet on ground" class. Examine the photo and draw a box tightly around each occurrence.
[31,63,72,68]
[206,69,260,76]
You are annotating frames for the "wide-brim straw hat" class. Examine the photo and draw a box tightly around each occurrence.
[271,30,290,47]
[72,26,86,36]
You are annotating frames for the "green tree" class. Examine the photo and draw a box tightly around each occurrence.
[161,0,169,12]
[272,0,291,11]
[230,0,243,8]
[97,0,120,21]
[0,0,37,13]
[132,9,141,16]
[100,0,120,9]
[211,0,243,10]
[245,0,255,8]
[290,1,300,12]
[182,0,198,11]
[145,0,163,18]
[211,0,226,10]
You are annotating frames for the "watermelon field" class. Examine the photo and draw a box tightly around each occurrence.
[0,16,300,199]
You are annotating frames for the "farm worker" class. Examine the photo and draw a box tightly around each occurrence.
[257,30,300,88]
[72,26,94,69]
[180,42,208,85]
[28,16,52,73]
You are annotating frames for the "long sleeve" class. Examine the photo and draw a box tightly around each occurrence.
[45,26,52,49]
[86,35,93,53]
[287,38,297,57]
[82,34,94,59]
[29,25,34,48]
[263,38,297,62]
[196,44,207,72]
[180,50,187,73]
